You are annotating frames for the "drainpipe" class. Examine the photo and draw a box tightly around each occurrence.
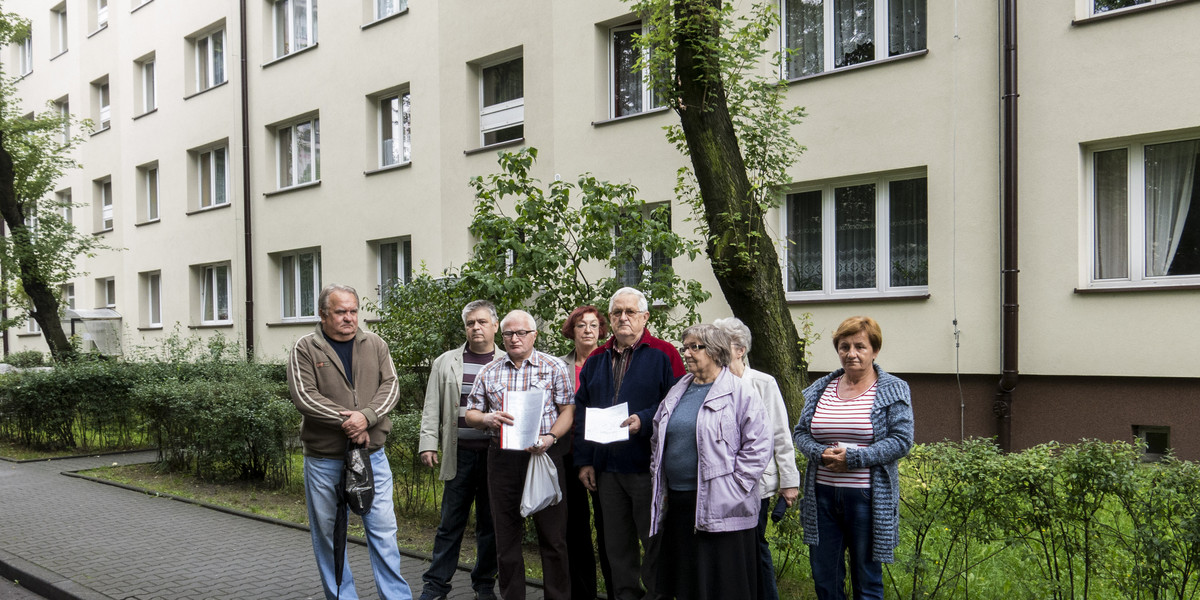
[995,0,1019,452]
[239,0,256,360]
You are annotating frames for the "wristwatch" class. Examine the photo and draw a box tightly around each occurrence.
[546,432,558,445]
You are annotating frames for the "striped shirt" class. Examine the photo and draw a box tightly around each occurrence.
[466,350,574,438]
[457,349,495,449]
[811,377,876,488]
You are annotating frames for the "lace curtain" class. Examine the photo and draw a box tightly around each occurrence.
[1144,139,1199,277]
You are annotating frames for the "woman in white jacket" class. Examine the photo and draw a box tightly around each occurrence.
[713,317,801,600]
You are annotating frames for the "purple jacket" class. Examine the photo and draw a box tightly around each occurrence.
[649,368,770,534]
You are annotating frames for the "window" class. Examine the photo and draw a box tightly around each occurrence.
[57,188,73,225]
[195,145,229,208]
[616,204,673,288]
[137,163,159,222]
[781,0,926,79]
[610,22,664,118]
[280,249,320,319]
[1133,425,1170,462]
[1090,136,1200,285]
[142,271,162,327]
[376,239,411,304]
[26,313,41,334]
[199,264,232,324]
[95,177,113,231]
[55,98,70,143]
[1092,0,1167,15]
[62,283,76,310]
[785,173,928,298]
[273,0,317,58]
[375,0,406,19]
[51,4,67,55]
[99,276,116,308]
[94,0,109,30]
[277,116,319,188]
[193,29,226,92]
[16,32,32,76]
[93,78,111,130]
[137,55,156,114]
[480,57,523,146]
[23,203,38,239]
[379,92,411,167]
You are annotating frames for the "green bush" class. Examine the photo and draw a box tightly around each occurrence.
[0,360,142,450]
[4,350,45,368]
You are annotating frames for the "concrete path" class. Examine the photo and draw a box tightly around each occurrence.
[0,452,536,600]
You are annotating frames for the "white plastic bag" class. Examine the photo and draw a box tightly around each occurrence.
[520,452,563,517]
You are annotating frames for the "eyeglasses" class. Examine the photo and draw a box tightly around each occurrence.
[610,309,644,318]
[501,330,534,339]
[574,322,599,330]
[678,343,707,353]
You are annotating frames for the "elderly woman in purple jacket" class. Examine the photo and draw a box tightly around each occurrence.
[650,323,771,600]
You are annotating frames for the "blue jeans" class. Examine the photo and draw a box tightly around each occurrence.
[809,485,883,600]
[304,449,413,600]
[421,447,497,598]
[756,498,779,600]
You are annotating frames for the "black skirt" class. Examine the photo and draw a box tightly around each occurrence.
[656,489,758,600]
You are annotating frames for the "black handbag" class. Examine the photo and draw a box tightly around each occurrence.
[341,441,375,516]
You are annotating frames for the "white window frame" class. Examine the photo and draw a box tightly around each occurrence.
[479,57,524,147]
[139,58,156,114]
[781,171,929,300]
[97,178,113,231]
[196,146,229,209]
[52,4,68,55]
[62,283,76,310]
[96,0,108,28]
[780,0,927,80]
[375,0,406,20]
[145,271,162,327]
[26,313,41,334]
[613,203,674,292]
[609,22,664,118]
[199,264,232,325]
[55,99,70,143]
[379,92,411,167]
[58,188,73,225]
[273,0,318,58]
[141,164,159,221]
[376,239,410,304]
[103,277,116,308]
[1085,133,1200,289]
[17,33,32,76]
[96,80,111,130]
[280,249,321,320]
[195,29,226,92]
[277,116,320,189]
[1088,0,1171,17]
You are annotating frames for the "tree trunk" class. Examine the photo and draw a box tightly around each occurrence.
[0,132,76,361]
[672,0,808,411]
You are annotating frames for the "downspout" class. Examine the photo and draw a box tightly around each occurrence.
[995,0,1019,452]
[239,0,256,359]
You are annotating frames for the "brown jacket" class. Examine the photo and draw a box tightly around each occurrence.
[287,323,400,458]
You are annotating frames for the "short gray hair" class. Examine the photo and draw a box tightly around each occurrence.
[318,284,359,316]
[680,323,733,368]
[500,309,537,332]
[713,316,752,353]
[608,287,648,314]
[461,300,499,325]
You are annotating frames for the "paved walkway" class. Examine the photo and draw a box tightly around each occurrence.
[0,452,537,600]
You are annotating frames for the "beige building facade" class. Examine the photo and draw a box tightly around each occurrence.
[5,0,1199,456]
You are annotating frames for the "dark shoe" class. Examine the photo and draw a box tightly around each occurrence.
[474,591,498,600]
[417,595,447,600]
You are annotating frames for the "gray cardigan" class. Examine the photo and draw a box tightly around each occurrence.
[793,364,914,563]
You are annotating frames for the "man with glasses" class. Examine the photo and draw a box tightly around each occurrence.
[573,287,685,600]
[416,300,504,600]
[465,310,575,600]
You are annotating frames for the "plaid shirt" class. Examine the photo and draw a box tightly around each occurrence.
[466,349,574,436]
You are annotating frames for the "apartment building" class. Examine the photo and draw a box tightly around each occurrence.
[4,0,1199,457]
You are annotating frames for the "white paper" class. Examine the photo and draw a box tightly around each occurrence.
[501,389,548,450]
[585,403,631,444]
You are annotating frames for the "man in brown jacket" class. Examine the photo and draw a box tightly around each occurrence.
[287,284,412,600]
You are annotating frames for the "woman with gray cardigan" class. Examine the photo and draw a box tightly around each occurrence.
[793,316,914,600]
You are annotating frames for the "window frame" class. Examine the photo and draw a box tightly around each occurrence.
[781,170,930,301]
[95,79,111,130]
[479,56,524,147]
[55,98,70,143]
[613,203,674,291]
[780,0,927,80]
[17,32,32,76]
[279,249,321,321]
[96,177,113,232]
[378,91,411,168]
[1085,133,1200,289]
[609,21,664,119]
[62,283,76,310]
[96,0,108,28]
[276,116,320,189]
[375,0,406,20]
[194,29,226,92]
[1089,0,1174,17]
[139,57,156,114]
[199,263,232,325]
[137,163,159,222]
[102,276,116,309]
[273,0,318,59]
[196,145,229,209]
[144,271,162,327]
[51,4,68,55]
[375,239,411,304]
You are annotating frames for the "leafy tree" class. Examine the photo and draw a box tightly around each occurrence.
[462,147,709,355]
[0,8,102,361]
[630,0,811,403]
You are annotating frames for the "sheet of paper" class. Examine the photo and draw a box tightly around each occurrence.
[585,403,631,444]
[500,388,547,450]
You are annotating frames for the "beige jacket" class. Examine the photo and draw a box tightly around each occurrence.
[418,343,503,480]
[745,368,801,498]
[287,324,400,458]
